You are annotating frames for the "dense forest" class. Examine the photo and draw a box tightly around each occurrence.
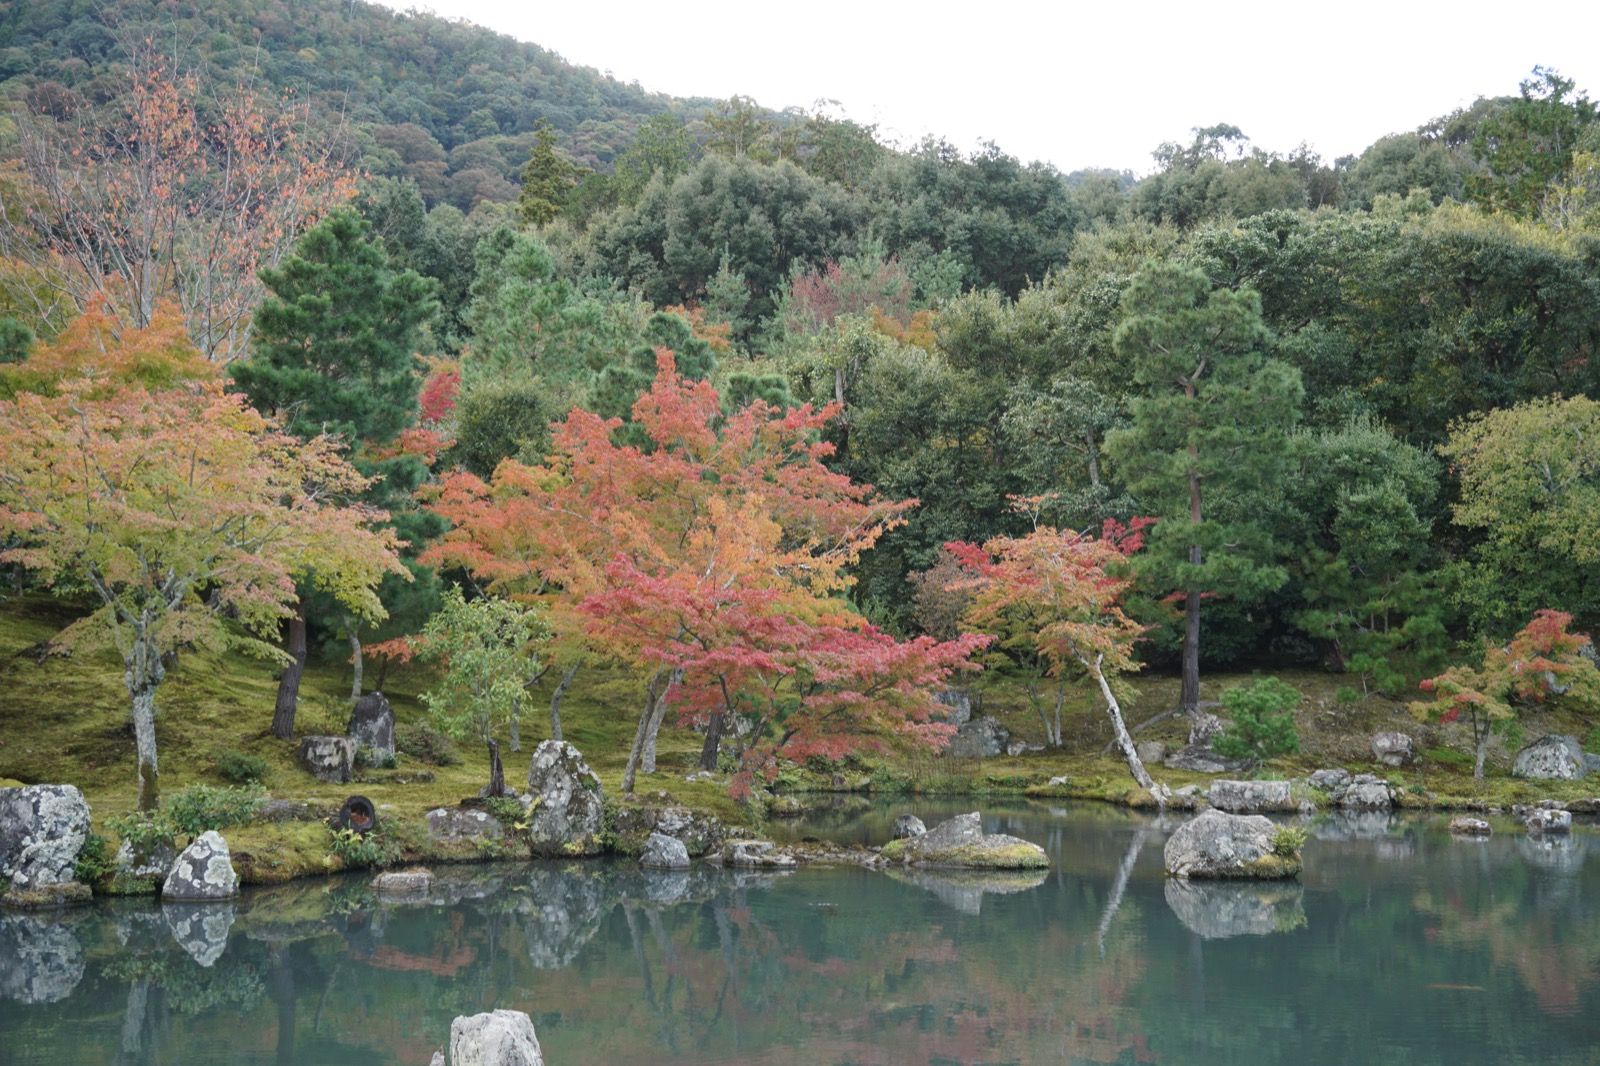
[4,0,1600,803]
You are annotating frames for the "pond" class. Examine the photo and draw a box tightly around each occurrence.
[3,800,1599,1064]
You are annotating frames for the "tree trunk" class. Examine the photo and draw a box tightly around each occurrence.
[641,671,680,775]
[1181,402,1204,722]
[623,671,676,793]
[1474,720,1488,781]
[699,711,725,770]
[549,662,580,743]
[1090,653,1160,800]
[124,632,166,813]
[508,704,521,753]
[272,600,308,740]
[485,739,506,798]
[348,631,363,703]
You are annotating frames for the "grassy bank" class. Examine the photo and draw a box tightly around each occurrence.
[3,594,1597,886]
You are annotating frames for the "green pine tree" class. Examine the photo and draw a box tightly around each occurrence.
[517,122,580,227]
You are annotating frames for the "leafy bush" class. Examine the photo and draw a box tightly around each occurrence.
[166,784,265,838]
[1213,677,1302,762]
[1335,686,1361,705]
[215,749,268,785]
[108,810,178,853]
[396,723,461,766]
[74,831,113,884]
[1271,825,1308,857]
[326,820,419,868]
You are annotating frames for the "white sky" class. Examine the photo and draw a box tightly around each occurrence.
[379,0,1600,175]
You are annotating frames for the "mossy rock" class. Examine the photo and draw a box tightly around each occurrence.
[2,882,92,909]
[880,812,1048,870]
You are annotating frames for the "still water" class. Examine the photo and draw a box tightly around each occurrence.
[3,800,1599,1065]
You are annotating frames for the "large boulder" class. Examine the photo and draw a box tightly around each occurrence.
[1137,741,1169,766]
[891,814,927,839]
[607,804,723,857]
[946,716,1010,759]
[880,812,1048,869]
[1525,808,1573,835]
[1307,769,1352,797]
[1164,744,1250,774]
[1207,780,1298,813]
[450,1009,544,1066]
[425,807,504,846]
[1163,809,1300,880]
[162,831,239,901]
[296,736,355,784]
[346,692,396,760]
[932,688,974,726]
[639,832,690,870]
[0,784,90,891]
[1370,732,1416,768]
[525,741,605,857]
[1512,735,1588,780]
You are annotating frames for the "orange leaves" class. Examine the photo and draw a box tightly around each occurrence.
[1412,610,1600,730]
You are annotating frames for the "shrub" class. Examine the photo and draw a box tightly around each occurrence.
[1335,686,1361,705]
[215,749,268,785]
[1271,825,1308,857]
[108,810,178,854]
[166,784,265,838]
[1213,677,1302,762]
[396,723,461,766]
[74,831,113,884]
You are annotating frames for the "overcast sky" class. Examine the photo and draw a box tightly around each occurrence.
[377,0,1600,175]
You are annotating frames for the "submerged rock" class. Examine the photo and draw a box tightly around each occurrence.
[373,869,433,899]
[162,831,239,901]
[639,832,690,870]
[1449,816,1492,837]
[1163,809,1300,880]
[525,741,605,857]
[879,812,1048,869]
[0,784,90,891]
[1512,735,1588,780]
[1165,879,1306,939]
[450,1009,544,1066]
[718,840,797,869]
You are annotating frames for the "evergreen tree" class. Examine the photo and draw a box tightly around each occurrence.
[517,122,580,227]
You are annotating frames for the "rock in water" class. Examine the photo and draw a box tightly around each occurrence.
[373,869,433,899]
[719,840,797,868]
[946,716,1010,759]
[881,812,1048,869]
[891,814,927,839]
[1207,780,1297,813]
[296,736,355,784]
[1512,735,1588,780]
[525,741,605,857]
[1525,808,1573,835]
[1449,816,1492,837]
[1163,809,1300,880]
[1370,732,1416,768]
[450,1009,544,1066]
[347,692,396,760]
[0,784,90,890]
[640,832,691,870]
[162,831,239,901]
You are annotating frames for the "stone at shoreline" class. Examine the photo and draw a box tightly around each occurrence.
[450,1009,544,1066]
[0,784,90,891]
[425,807,504,846]
[296,736,355,784]
[1207,780,1298,813]
[891,814,927,839]
[115,838,177,886]
[525,740,605,857]
[1524,808,1572,835]
[1449,816,1492,837]
[640,832,690,870]
[373,869,433,898]
[947,716,1010,759]
[162,831,239,901]
[1337,774,1394,810]
[1163,809,1300,880]
[1307,769,1351,796]
[1164,744,1250,774]
[879,812,1048,870]
[766,794,805,817]
[1512,735,1588,780]
[1164,878,1306,939]
[607,803,723,857]
[347,692,397,761]
[717,840,797,869]
[932,688,974,726]
[1,882,91,910]
[1370,732,1416,768]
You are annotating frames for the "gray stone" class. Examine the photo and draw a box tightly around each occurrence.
[450,1009,544,1066]
[296,735,355,784]
[1137,741,1169,765]
[1164,744,1250,774]
[1163,809,1300,880]
[607,804,723,857]
[1512,735,1588,780]
[883,812,1048,869]
[525,740,605,857]
[425,807,504,845]
[1338,775,1394,810]
[0,913,84,1003]
[932,688,974,725]
[946,716,1010,759]
[346,692,396,760]
[1005,740,1045,757]
[1188,713,1226,745]
[1449,816,1492,836]
[1207,780,1297,813]
[1370,732,1416,768]
[162,831,239,901]
[1525,808,1573,835]
[164,901,235,966]
[1586,753,1600,775]
[1164,879,1306,939]
[719,840,797,868]
[373,869,433,898]
[1307,769,1351,795]
[640,832,690,870]
[431,1053,445,1066]
[891,814,927,839]
[1046,775,1072,788]
[0,784,90,891]
[115,838,177,883]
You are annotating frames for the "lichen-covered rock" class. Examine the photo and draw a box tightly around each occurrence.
[719,840,797,868]
[525,740,604,857]
[879,812,1048,870]
[607,804,723,857]
[425,807,504,846]
[373,869,433,898]
[0,913,84,1003]
[640,832,690,870]
[115,838,177,885]
[1164,744,1250,774]
[1337,774,1394,810]
[450,1009,544,1066]
[1512,735,1588,780]
[296,735,355,784]
[1449,816,1492,837]
[162,831,239,901]
[946,716,1010,759]
[1163,809,1300,880]
[1525,808,1573,835]
[1164,879,1305,939]
[1370,732,1416,768]
[1207,780,1298,813]
[346,692,396,760]
[164,901,235,966]
[0,784,90,891]
[1,882,91,909]
[891,814,927,839]
[1307,769,1351,797]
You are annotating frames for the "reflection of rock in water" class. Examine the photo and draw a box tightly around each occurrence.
[164,902,236,967]
[520,866,609,969]
[1311,811,1395,841]
[0,912,85,1003]
[1164,879,1306,940]
[636,869,691,905]
[112,905,171,953]
[1517,833,1588,874]
[885,867,1048,915]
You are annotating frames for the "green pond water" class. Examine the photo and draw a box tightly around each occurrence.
[3,799,1600,1064]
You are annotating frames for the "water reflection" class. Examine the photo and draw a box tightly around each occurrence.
[1165,879,1307,939]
